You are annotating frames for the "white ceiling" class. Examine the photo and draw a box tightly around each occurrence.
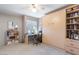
[0,4,68,18]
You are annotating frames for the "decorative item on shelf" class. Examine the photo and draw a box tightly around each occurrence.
[73,19,76,24]
[70,33,73,39]
[70,13,73,17]
[77,12,79,16]
[74,25,77,30]
[71,8,74,11]
[76,19,79,23]
[74,34,79,40]
[71,19,74,23]
[66,8,72,12]
[75,12,78,17]
[73,7,77,10]
[69,19,71,23]
[76,5,79,9]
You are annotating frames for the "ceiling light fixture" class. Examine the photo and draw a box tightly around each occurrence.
[31,4,38,12]
[32,7,37,12]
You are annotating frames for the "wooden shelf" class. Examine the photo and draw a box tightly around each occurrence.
[67,9,79,14]
[67,16,79,19]
[66,23,79,25]
[66,29,79,30]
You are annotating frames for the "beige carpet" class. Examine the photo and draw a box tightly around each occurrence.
[0,43,70,55]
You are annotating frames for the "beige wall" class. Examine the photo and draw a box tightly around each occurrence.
[0,14,23,46]
[42,8,66,49]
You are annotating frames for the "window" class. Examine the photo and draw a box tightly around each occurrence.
[27,20,38,35]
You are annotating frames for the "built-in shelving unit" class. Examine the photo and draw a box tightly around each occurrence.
[66,5,79,55]
[66,5,79,40]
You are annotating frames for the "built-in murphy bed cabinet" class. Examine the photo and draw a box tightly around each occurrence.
[66,5,79,55]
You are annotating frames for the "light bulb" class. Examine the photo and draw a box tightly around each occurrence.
[32,8,37,12]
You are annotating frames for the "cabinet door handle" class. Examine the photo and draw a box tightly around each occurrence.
[70,43,74,46]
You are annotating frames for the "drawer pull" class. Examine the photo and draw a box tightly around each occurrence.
[70,43,74,46]
[70,49,73,52]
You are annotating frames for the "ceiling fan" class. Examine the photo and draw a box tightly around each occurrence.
[31,4,45,12]
[31,4,38,12]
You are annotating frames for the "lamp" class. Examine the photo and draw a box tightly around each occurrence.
[15,25,18,28]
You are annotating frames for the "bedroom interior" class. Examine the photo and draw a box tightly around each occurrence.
[0,4,79,55]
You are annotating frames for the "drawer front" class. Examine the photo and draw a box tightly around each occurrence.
[69,47,79,55]
[66,44,79,55]
[66,41,75,48]
[66,46,74,54]
[66,39,79,54]
[66,40,79,48]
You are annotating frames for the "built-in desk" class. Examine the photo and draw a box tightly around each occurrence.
[28,33,42,44]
